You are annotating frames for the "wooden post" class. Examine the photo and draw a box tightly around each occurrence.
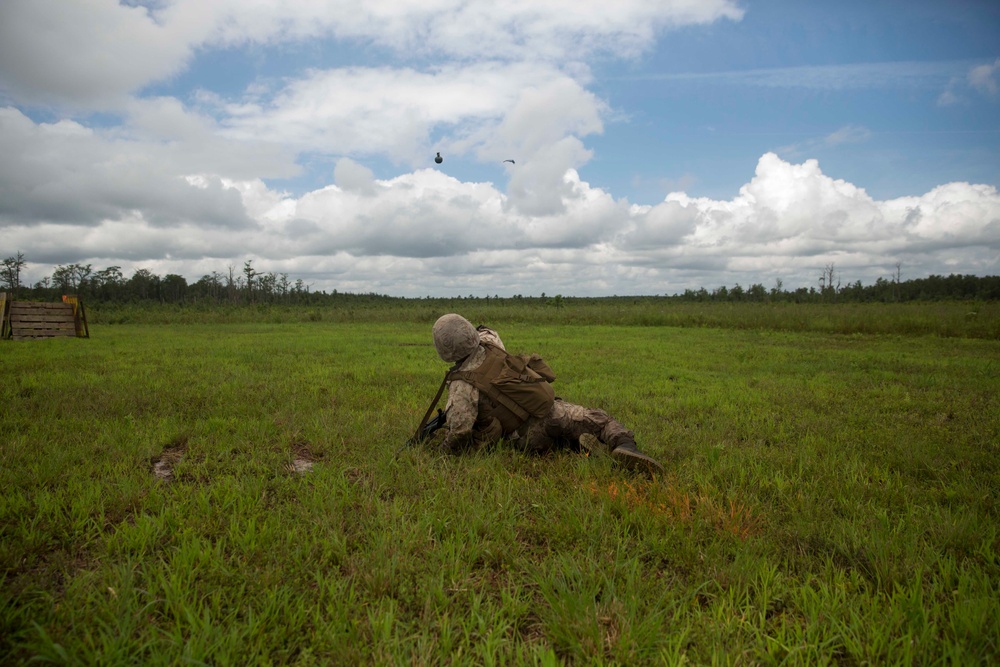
[62,295,89,337]
[79,301,90,338]
[0,292,9,339]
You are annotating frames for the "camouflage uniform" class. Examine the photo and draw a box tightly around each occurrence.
[433,314,662,474]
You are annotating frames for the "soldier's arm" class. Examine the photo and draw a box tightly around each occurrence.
[440,380,478,451]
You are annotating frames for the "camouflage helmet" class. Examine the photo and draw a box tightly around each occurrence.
[432,313,480,362]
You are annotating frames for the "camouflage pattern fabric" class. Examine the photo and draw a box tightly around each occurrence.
[517,399,635,454]
[439,326,634,455]
[439,326,504,451]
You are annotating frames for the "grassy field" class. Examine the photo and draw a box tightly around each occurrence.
[88,300,1000,340]
[2,306,998,665]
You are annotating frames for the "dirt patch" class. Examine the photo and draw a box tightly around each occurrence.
[152,459,174,480]
[288,439,318,474]
[151,436,188,481]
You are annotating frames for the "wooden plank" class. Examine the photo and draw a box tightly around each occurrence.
[14,324,76,333]
[16,322,75,328]
[15,304,75,311]
[10,310,73,318]
[11,313,74,320]
[13,332,77,340]
[10,304,75,324]
[10,305,73,312]
[13,319,75,326]
[13,309,72,315]
[10,324,77,332]
[10,302,72,310]
[13,323,76,333]
[10,308,74,314]
[11,312,75,321]
[10,326,76,334]
[12,318,75,325]
[10,306,75,314]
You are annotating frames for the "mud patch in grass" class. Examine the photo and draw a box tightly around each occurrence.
[288,439,318,474]
[151,436,188,481]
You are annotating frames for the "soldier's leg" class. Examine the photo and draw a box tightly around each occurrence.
[520,400,611,453]
[525,400,663,475]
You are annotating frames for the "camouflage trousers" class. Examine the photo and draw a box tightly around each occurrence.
[514,398,634,454]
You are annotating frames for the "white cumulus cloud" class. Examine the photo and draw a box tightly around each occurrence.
[0,0,743,109]
[4,120,997,295]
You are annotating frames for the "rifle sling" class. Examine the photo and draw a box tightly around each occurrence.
[412,369,450,442]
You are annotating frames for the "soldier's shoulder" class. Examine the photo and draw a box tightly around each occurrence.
[477,327,505,349]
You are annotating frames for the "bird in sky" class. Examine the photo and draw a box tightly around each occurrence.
[502,159,515,164]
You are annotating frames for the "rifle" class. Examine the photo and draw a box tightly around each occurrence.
[408,408,448,446]
[399,371,450,452]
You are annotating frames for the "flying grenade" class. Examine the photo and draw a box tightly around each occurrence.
[434,152,443,164]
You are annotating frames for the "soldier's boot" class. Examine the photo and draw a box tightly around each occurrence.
[610,438,664,477]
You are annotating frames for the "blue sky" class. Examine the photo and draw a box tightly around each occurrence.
[594,1,1000,203]
[1,0,998,296]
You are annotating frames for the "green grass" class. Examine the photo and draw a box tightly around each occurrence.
[87,299,1000,340]
[2,311,998,665]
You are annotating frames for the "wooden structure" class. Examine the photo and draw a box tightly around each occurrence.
[1,294,90,340]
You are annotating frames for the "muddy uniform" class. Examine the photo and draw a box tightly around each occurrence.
[433,315,662,474]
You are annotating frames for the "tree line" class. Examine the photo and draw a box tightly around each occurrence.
[3,253,999,304]
[673,263,1000,303]
[1,255,329,305]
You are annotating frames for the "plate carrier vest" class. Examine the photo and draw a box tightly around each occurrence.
[447,342,556,434]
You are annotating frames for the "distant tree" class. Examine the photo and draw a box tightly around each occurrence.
[770,278,784,300]
[747,283,767,302]
[191,272,224,302]
[840,280,865,302]
[258,271,278,302]
[93,266,125,301]
[1,251,26,298]
[161,274,188,303]
[791,287,814,303]
[820,264,839,301]
[51,263,92,294]
[33,276,52,297]
[279,273,290,301]
[226,265,239,303]
[128,268,160,301]
[243,260,257,303]
[871,276,892,302]
[77,264,93,295]
[52,265,73,292]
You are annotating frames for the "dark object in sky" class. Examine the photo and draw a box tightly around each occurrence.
[435,152,443,164]
[503,159,515,164]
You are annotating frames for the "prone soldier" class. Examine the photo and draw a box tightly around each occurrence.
[428,313,663,476]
